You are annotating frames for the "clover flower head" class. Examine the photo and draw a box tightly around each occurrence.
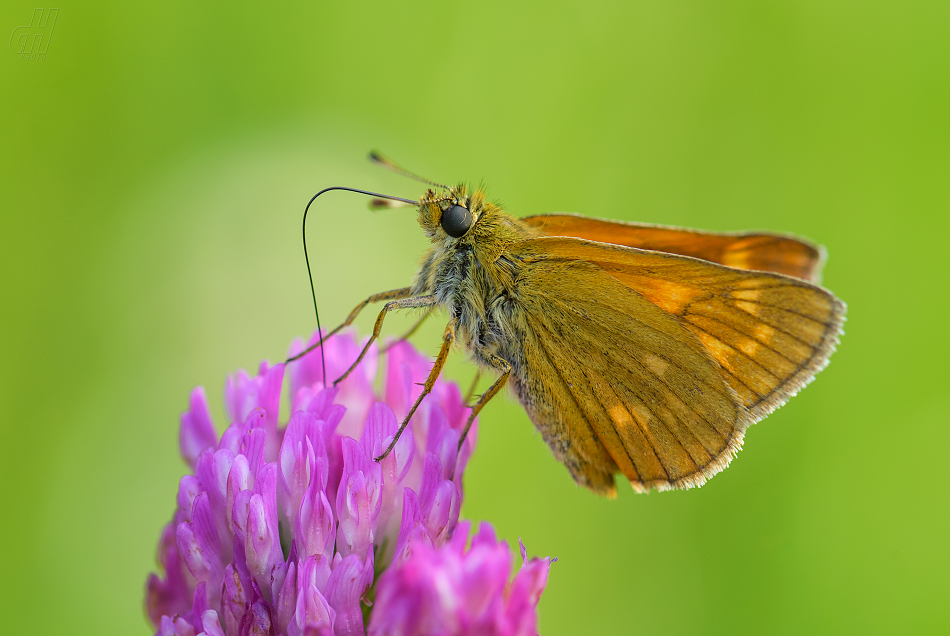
[146,331,484,636]
[369,522,554,636]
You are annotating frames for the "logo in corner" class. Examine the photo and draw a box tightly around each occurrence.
[10,8,58,61]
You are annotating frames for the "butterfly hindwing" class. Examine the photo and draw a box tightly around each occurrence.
[505,236,845,491]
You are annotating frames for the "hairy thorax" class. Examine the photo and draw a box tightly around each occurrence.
[413,235,528,371]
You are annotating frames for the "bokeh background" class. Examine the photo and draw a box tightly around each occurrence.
[2,1,948,634]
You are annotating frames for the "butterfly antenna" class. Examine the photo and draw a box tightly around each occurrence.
[369,151,449,189]
[297,186,418,385]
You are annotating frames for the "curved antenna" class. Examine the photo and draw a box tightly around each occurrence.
[369,150,449,189]
[295,186,418,385]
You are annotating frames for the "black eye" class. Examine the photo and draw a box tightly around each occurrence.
[440,205,473,238]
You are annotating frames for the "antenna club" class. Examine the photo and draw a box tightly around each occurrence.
[367,150,449,190]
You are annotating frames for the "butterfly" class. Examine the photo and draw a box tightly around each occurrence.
[290,154,846,496]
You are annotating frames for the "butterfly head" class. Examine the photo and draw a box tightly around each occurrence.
[418,184,491,243]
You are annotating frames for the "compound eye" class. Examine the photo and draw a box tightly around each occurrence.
[440,205,473,238]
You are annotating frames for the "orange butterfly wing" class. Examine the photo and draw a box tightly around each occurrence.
[522,213,825,283]
[504,236,845,493]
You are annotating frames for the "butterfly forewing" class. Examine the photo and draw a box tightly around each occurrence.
[506,237,845,491]
[522,213,825,283]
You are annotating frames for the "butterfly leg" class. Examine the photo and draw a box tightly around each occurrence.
[334,294,438,385]
[463,371,482,406]
[458,354,511,449]
[285,286,413,363]
[374,321,456,462]
[380,306,434,353]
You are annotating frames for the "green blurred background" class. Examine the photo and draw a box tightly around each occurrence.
[2,1,948,634]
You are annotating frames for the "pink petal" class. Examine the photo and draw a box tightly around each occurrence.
[180,387,217,469]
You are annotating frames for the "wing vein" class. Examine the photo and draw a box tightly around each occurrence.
[685,308,808,362]
[726,297,830,324]
[532,318,647,482]
[686,323,780,388]
[605,353,724,461]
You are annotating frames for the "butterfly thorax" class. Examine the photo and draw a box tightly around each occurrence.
[412,185,540,366]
